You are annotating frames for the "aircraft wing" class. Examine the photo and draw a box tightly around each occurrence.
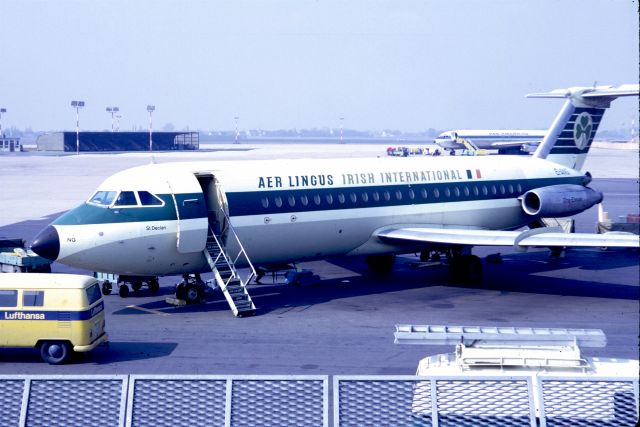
[376,227,639,249]
[489,140,541,148]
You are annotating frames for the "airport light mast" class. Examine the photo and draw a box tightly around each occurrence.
[106,106,119,132]
[70,100,85,155]
[147,105,155,151]
[115,114,121,132]
[234,116,239,144]
[0,108,6,137]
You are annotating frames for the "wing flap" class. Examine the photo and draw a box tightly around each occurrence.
[377,227,639,249]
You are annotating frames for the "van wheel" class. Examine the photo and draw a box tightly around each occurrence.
[119,284,130,298]
[40,341,71,364]
[102,281,112,295]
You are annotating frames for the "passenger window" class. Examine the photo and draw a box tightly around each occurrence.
[88,190,117,206]
[499,184,506,194]
[395,190,402,200]
[516,183,523,193]
[372,191,380,202]
[444,188,451,198]
[383,191,390,201]
[115,191,138,206]
[361,192,369,202]
[326,194,333,204]
[408,189,415,200]
[338,193,345,204]
[274,196,283,208]
[23,290,45,307]
[421,188,428,199]
[433,188,440,198]
[138,191,163,206]
[313,194,321,205]
[473,186,480,196]
[0,290,18,307]
[454,187,460,197]
[287,195,296,207]
[482,185,488,196]
[491,185,497,195]
[508,184,514,194]
[85,283,102,306]
[300,195,308,206]
[350,192,357,203]
[463,187,470,197]
[261,197,269,208]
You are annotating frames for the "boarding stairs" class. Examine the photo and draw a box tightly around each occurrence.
[203,212,256,317]
[456,137,478,152]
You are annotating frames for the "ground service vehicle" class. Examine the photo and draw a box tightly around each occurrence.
[0,273,108,364]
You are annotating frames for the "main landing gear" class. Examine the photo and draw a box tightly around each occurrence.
[364,249,483,284]
[365,254,396,274]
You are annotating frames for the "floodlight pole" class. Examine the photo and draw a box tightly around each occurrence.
[70,100,85,155]
[0,108,6,137]
[106,106,119,132]
[147,105,155,151]
[234,116,239,144]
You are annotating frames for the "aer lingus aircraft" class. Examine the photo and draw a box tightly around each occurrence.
[32,84,639,316]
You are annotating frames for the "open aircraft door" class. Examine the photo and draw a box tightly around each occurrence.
[166,172,208,254]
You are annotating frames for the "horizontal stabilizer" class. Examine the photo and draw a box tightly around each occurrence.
[526,84,640,100]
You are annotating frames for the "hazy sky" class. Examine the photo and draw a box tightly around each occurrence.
[1,0,638,133]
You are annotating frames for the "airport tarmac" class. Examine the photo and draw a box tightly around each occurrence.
[0,143,638,375]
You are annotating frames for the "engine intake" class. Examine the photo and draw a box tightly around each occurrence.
[521,184,603,217]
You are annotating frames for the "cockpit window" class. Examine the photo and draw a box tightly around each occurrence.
[114,191,138,206]
[88,191,117,206]
[138,191,164,206]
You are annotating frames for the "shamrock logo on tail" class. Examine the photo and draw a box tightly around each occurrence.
[573,112,593,150]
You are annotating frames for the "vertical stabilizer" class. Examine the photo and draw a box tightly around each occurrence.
[528,84,639,170]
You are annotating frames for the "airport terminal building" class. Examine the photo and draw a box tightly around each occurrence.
[36,131,199,152]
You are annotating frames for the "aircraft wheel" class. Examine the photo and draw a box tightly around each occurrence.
[175,283,185,300]
[462,255,483,283]
[184,283,201,305]
[131,280,143,291]
[102,281,112,295]
[119,284,130,298]
[40,341,72,365]
[148,279,160,293]
[448,255,482,283]
[365,254,396,274]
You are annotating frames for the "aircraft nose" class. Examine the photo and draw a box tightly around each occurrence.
[31,226,60,261]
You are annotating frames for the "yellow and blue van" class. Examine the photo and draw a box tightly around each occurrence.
[0,273,108,364]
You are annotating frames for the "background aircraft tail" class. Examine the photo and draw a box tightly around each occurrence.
[528,84,639,170]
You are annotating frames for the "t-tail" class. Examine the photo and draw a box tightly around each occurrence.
[529,84,639,170]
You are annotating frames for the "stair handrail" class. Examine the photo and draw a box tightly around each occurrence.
[207,229,238,290]
[218,208,257,285]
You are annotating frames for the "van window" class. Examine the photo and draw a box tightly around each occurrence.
[85,283,102,306]
[0,290,18,307]
[23,291,45,307]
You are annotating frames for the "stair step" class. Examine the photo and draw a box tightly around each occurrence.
[234,301,254,311]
